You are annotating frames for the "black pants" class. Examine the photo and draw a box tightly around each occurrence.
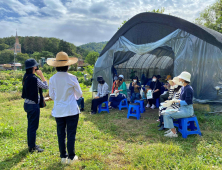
[91,94,108,113]
[55,114,79,160]
[148,92,160,106]
[24,103,40,149]
[160,91,169,103]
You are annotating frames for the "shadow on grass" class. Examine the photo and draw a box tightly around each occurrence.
[0,149,28,170]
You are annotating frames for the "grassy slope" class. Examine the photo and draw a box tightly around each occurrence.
[0,91,222,170]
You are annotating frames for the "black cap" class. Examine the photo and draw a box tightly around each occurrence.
[97,76,104,82]
[25,59,39,69]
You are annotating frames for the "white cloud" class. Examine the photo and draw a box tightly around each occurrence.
[0,0,218,46]
[1,0,39,16]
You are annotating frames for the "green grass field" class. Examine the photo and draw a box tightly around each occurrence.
[0,89,222,170]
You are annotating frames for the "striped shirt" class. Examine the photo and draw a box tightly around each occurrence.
[160,88,182,113]
[168,87,174,99]
[24,79,48,104]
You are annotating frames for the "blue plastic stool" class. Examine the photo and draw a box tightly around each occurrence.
[98,101,109,113]
[134,99,145,113]
[156,98,160,108]
[173,115,202,138]
[127,103,140,120]
[119,98,128,110]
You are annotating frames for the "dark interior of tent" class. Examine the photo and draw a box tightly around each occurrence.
[114,46,174,81]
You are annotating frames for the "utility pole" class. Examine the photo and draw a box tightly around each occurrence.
[14,53,17,71]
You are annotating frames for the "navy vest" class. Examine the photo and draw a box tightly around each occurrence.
[22,74,38,104]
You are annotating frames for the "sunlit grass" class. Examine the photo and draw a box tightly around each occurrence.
[0,89,222,169]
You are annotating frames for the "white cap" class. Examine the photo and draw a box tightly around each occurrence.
[119,75,124,79]
[178,71,191,82]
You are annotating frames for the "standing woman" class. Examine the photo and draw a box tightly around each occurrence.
[48,52,82,164]
[163,71,194,138]
[22,59,48,152]
[147,75,161,109]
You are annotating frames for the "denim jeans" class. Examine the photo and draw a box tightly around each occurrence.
[163,104,194,129]
[55,114,79,160]
[77,97,84,109]
[130,93,140,103]
[24,103,40,149]
[109,94,126,108]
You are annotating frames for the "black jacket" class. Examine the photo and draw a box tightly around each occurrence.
[22,74,38,104]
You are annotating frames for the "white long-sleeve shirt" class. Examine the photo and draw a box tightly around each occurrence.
[49,72,82,117]
[95,82,109,97]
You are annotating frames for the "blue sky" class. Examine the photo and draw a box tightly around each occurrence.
[0,0,216,46]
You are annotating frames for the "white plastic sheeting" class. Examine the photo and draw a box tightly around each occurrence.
[93,29,222,101]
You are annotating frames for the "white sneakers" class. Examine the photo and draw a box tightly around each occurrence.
[61,155,78,165]
[164,131,178,138]
[146,104,150,108]
[151,104,156,109]
[67,155,78,165]
[61,158,67,164]
[164,129,172,134]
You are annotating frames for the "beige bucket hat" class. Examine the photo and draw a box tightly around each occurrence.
[168,77,183,86]
[47,52,78,67]
[178,71,191,82]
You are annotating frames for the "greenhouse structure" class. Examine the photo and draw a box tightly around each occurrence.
[92,12,222,101]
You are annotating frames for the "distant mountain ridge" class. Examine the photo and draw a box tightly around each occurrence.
[0,36,90,59]
[79,41,108,54]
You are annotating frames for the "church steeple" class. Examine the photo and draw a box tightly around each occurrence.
[15,30,19,44]
[14,30,21,53]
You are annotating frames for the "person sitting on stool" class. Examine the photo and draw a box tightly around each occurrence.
[129,76,141,103]
[91,76,109,114]
[77,96,84,111]
[76,78,84,111]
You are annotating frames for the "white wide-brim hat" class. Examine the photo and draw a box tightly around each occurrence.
[47,52,78,67]
[119,75,124,79]
[168,77,183,86]
[178,71,191,82]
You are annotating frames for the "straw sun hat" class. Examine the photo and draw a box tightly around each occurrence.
[168,77,183,86]
[47,52,78,67]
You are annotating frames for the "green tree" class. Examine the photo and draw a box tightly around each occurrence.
[85,51,99,65]
[0,50,14,64]
[0,43,9,51]
[58,40,75,56]
[195,0,222,33]
[150,7,165,13]
[16,53,29,66]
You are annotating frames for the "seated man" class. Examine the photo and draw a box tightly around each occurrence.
[91,76,109,114]
[129,76,141,103]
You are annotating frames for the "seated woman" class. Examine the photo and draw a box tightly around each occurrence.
[158,77,182,131]
[163,71,194,137]
[147,75,161,109]
[129,76,141,103]
[91,76,109,114]
[109,75,127,108]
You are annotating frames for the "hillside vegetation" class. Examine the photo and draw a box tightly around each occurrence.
[79,41,107,54]
[0,36,90,66]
